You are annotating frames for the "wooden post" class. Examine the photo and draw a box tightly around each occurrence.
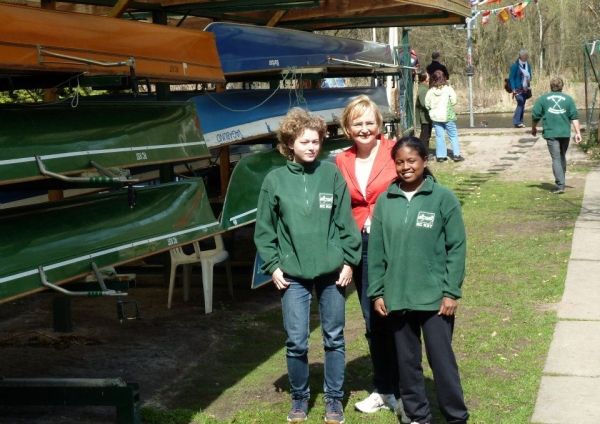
[266,10,287,27]
[107,0,133,18]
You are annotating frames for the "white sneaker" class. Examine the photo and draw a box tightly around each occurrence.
[354,391,396,413]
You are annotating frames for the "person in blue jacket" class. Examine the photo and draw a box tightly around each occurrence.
[509,49,533,128]
[367,136,469,424]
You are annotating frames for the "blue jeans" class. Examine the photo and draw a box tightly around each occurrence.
[513,93,526,126]
[432,121,460,158]
[354,233,399,396]
[546,138,570,190]
[281,272,346,401]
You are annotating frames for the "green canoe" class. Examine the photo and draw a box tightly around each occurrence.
[220,138,353,231]
[0,179,222,303]
[0,102,210,186]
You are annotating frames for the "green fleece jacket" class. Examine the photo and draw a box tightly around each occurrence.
[531,91,578,139]
[425,85,458,123]
[367,176,466,312]
[254,160,361,280]
[415,83,431,125]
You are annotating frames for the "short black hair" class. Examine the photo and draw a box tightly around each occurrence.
[432,52,440,60]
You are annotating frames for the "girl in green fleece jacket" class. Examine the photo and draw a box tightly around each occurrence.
[254,108,361,424]
[367,137,469,424]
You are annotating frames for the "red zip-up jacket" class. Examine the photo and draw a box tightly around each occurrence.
[335,135,398,230]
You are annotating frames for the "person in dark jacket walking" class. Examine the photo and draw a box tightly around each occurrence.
[509,49,533,128]
[367,137,469,424]
[415,71,433,154]
[254,108,361,424]
[426,52,450,80]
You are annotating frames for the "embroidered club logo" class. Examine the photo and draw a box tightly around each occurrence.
[416,211,435,228]
[319,193,333,209]
[548,95,567,114]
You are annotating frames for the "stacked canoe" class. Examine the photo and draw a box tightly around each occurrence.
[0,3,226,303]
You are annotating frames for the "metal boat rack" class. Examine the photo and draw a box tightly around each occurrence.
[0,377,141,424]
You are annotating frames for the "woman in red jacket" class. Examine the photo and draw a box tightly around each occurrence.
[335,95,405,418]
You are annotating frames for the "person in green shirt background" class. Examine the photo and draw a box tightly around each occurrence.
[415,71,433,157]
[254,107,361,424]
[531,76,582,194]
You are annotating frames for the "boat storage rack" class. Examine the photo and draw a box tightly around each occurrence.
[0,377,140,424]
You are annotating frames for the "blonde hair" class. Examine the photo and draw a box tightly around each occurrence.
[277,108,327,160]
[340,95,383,139]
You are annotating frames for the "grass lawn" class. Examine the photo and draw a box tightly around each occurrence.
[141,166,586,424]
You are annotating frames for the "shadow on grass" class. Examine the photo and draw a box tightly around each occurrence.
[526,182,557,192]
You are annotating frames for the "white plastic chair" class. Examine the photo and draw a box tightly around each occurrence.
[168,235,233,313]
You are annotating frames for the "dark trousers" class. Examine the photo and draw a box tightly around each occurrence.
[390,311,469,424]
[420,123,433,152]
[354,233,399,396]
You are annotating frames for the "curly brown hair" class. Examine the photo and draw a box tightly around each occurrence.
[277,108,327,160]
[429,70,447,88]
[340,95,383,139]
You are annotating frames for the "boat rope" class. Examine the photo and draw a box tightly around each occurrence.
[70,74,81,108]
[5,72,87,107]
[204,67,306,113]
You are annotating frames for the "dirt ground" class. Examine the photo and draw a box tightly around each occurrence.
[0,128,592,423]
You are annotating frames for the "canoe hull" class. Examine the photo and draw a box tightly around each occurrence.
[205,22,393,74]
[0,4,224,84]
[0,102,210,186]
[189,87,392,149]
[0,179,221,303]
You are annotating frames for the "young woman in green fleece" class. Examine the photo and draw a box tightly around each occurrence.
[367,137,469,424]
[254,108,361,424]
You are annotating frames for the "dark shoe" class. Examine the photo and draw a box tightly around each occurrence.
[436,157,448,163]
[287,399,308,422]
[515,123,526,128]
[428,153,436,161]
[453,155,465,162]
[324,398,345,424]
[552,189,565,194]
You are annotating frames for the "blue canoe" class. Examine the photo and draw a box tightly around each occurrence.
[187,86,392,148]
[204,22,394,75]
[73,87,391,149]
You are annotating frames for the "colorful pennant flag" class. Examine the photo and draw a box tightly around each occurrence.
[482,10,492,25]
[513,3,526,18]
[498,8,510,23]
[469,0,534,24]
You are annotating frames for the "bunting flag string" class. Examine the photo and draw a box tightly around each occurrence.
[466,0,537,26]
[471,0,537,6]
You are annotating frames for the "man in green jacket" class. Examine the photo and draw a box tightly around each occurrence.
[532,76,581,194]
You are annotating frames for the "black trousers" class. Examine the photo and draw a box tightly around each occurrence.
[419,123,433,152]
[390,311,469,424]
[354,233,399,395]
